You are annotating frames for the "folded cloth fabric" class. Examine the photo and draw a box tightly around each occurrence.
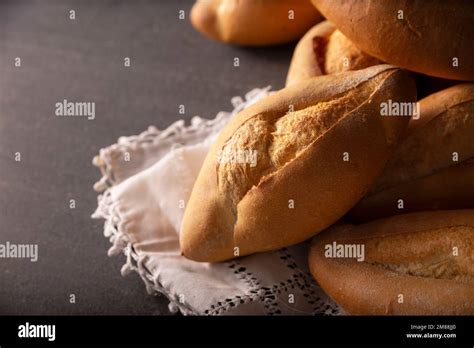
[92,87,342,315]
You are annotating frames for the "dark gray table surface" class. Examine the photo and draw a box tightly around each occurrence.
[0,0,293,314]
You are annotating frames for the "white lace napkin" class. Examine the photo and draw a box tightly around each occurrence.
[92,87,342,315]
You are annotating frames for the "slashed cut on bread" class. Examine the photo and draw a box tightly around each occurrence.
[350,84,474,222]
[309,210,474,315]
[181,65,416,262]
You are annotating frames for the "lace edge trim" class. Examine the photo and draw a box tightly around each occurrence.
[91,189,325,316]
[91,189,332,315]
[92,189,197,315]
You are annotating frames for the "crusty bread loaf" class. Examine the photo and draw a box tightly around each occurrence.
[309,210,474,315]
[286,21,381,86]
[311,0,474,80]
[350,84,474,222]
[181,65,416,262]
[190,0,322,46]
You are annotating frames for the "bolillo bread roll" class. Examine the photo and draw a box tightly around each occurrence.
[181,65,416,262]
[311,0,474,81]
[190,0,322,46]
[286,21,382,86]
[350,83,474,222]
[309,210,474,315]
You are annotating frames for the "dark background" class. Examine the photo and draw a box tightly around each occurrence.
[0,0,293,314]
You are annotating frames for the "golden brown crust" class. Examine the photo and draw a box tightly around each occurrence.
[181,65,416,262]
[309,210,474,315]
[350,84,474,222]
[190,0,322,46]
[286,21,381,86]
[311,0,474,80]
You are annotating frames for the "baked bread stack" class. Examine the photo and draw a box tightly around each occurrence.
[185,0,474,315]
